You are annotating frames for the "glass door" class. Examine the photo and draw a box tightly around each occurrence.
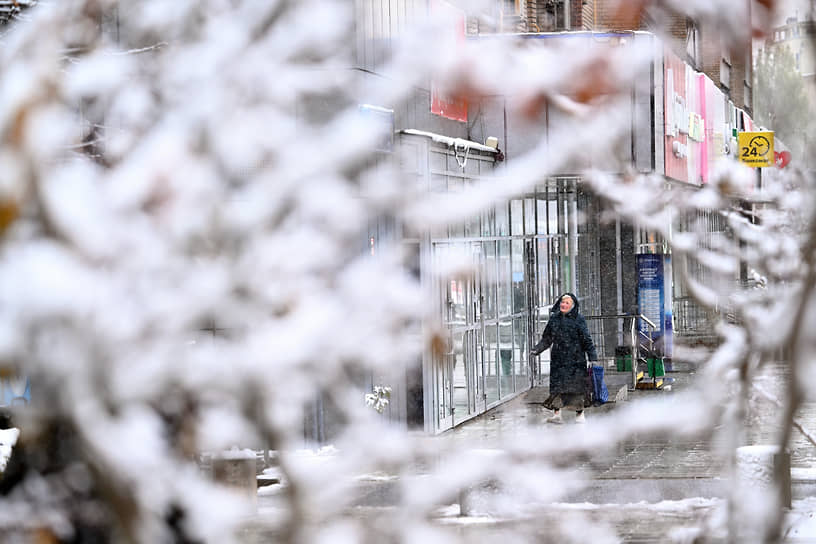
[439,249,484,430]
[451,247,484,425]
[524,239,538,387]
[436,330,454,432]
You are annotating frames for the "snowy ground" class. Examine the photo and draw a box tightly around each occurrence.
[0,427,18,473]
[244,494,816,543]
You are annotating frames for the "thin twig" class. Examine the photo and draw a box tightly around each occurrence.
[754,383,816,449]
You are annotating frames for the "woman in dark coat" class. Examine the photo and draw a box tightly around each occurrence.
[531,292,597,424]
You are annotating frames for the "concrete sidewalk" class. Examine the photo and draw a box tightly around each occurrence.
[447,364,816,494]
[432,362,816,541]
[441,369,727,498]
[248,364,816,543]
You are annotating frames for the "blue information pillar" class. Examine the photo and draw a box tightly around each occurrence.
[636,254,673,360]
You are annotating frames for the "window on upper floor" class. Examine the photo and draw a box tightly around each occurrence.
[720,58,731,89]
[744,81,751,111]
[745,49,751,81]
[686,22,700,67]
[535,0,567,32]
[504,0,520,14]
[721,36,731,64]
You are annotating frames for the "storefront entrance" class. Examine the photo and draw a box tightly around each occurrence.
[399,132,599,434]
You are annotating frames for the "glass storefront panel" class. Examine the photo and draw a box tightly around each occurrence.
[449,221,465,239]
[549,236,566,299]
[498,318,513,397]
[484,323,499,405]
[514,315,528,387]
[465,211,480,239]
[472,243,482,323]
[549,198,559,236]
[498,240,512,317]
[448,277,467,326]
[421,174,597,431]
[482,206,495,237]
[482,241,497,321]
[525,197,536,235]
[537,196,548,235]
[512,239,525,312]
[434,243,447,318]
[496,202,509,236]
[452,330,468,420]
[431,173,446,192]
[436,333,453,429]
[537,239,549,308]
[447,174,463,192]
[575,190,601,318]
[511,199,523,236]
[474,327,485,414]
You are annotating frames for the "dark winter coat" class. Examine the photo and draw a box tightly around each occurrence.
[532,293,598,409]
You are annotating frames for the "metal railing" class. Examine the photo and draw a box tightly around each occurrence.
[583,313,657,390]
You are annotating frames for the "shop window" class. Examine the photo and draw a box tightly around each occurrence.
[537,196,548,235]
[482,206,495,237]
[720,58,731,89]
[498,240,512,317]
[503,0,520,14]
[482,241,498,320]
[525,198,536,235]
[511,199,524,236]
[511,239,525,312]
[496,202,510,236]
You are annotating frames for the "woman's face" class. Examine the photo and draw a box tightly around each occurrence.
[559,296,574,314]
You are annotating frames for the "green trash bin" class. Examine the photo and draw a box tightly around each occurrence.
[647,357,665,377]
[615,346,632,371]
[616,355,632,372]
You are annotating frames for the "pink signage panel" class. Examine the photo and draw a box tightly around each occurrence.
[663,49,714,185]
[664,50,689,183]
[702,75,726,184]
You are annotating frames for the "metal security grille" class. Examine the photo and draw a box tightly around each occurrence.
[575,185,603,354]
[672,208,729,339]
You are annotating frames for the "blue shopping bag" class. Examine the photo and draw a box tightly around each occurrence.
[590,364,609,405]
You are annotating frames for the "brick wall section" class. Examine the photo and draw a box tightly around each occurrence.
[699,20,722,89]
[570,0,583,29]
[663,12,691,61]
[698,1,752,112]
[732,0,752,112]
[498,0,751,114]
[524,0,536,31]
[590,2,693,63]
[592,0,647,31]
[731,49,750,112]
[580,0,594,30]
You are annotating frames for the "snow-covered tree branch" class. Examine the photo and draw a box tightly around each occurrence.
[0,0,813,542]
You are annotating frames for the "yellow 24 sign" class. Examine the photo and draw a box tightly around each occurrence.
[738,131,774,168]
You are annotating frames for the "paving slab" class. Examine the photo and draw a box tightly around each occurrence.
[248,362,816,542]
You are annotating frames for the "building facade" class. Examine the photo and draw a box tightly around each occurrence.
[331,0,762,437]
